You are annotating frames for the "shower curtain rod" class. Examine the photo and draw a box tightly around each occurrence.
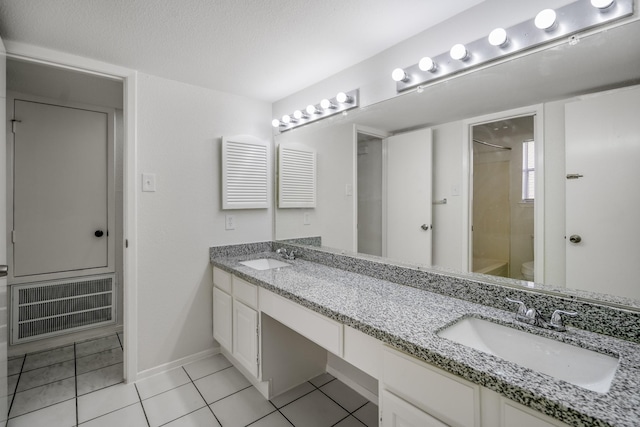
[473,138,512,150]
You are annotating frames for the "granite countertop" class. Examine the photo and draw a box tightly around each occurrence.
[212,251,640,427]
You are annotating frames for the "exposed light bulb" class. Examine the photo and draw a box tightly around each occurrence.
[591,0,614,8]
[391,68,408,82]
[488,28,508,47]
[293,110,306,120]
[306,104,320,115]
[450,44,468,61]
[282,114,291,124]
[336,92,353,104]
[271,119,281,128]
[418,57,437,72]
[320,99,335,110]
[535,9,557,30]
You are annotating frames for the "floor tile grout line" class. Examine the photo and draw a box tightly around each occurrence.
[116,331,124,350]
[6,354,26,419]
[76,360,124,377]
[182,366,224,427]
[271,382,317,411]
[134,383,152,427]
[5,397,76,421]
[13,372,77,395]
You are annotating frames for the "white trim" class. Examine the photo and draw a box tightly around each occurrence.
[135,346,219,382]
[462,104,544,280]
[351,125,358,252]
[354,125,391,256]
[5,42,139,383]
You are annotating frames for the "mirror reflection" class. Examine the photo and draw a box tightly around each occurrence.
[274,19,640,306]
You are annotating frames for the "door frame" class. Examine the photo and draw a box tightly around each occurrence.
[7,93,116,283]
[5,42,139,382]
[462,104,544,281]
[353,125,390,256]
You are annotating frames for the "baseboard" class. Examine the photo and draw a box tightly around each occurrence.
[220,347,271,399]
[326,364,378,404]
[135,345,220,382]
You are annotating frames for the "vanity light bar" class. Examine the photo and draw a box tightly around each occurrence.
[273,89,359,132]
[394,0,633,92]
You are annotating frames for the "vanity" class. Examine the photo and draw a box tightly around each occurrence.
[210,242,640,427]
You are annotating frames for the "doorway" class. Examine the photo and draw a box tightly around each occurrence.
[357,133,383,257]
[6,59,125,364]
[471,115,535,280]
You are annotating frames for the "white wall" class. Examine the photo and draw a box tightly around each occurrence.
[274,123,355,251]
[136,73,271,373]
[272,0,575,116]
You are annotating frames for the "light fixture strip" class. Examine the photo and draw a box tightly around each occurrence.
[396,0,633,92]
[275,89,359,132]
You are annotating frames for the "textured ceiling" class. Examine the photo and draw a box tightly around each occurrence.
[0,0,483,102]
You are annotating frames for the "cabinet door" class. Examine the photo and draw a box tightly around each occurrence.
[213,287,232,351]
[233,299,259,377]
[382,390,447,427]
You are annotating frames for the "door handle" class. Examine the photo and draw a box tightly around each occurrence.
[0,265,7,278]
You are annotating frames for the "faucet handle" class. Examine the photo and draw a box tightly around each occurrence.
[506,298,528,317]
[550,309,578,331]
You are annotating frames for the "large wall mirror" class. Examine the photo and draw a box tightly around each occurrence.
[274,17,640,310]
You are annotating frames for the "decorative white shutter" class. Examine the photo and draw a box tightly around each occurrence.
[278,144,316,208]
[222,136,269,209]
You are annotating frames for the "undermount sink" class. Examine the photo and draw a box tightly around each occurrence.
[437,317,619,393]
[239,258,291,270]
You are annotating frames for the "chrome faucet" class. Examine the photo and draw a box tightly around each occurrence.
[276,248,296,260]
[506,298,577,332]
[548,309,578,332]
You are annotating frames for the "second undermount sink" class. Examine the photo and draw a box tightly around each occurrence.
[437,317,619,393]
[239,258,291,270]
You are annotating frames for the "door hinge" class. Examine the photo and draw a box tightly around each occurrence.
[11,230,16,243]
[125,239,129,248]
[11,119,21,134]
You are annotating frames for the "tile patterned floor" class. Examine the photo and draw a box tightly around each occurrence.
[5,334,379,426]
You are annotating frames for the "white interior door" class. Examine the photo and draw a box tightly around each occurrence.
[565,85,640,299]
[385,128,433,265]
[12,99,111,277]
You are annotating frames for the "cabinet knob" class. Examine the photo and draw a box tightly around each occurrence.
[95,230,104,238]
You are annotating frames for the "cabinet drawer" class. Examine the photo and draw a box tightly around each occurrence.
[213,267,232,293]
[259,288,343,356]
[383,347,480,427]
[232,276,258,309]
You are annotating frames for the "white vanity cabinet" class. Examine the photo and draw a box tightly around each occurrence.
[231,276,260,377]
[382,347,480,427]
[212,267,233,351]
[212,268,260,378]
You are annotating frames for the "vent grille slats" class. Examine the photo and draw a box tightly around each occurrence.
[11,274,116,344]
[222,137,270,209]
[279,145,317,208]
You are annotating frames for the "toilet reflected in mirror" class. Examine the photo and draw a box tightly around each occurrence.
[471,115,535,281]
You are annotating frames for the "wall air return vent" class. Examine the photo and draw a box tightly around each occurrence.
[278,144,316,208]
[11,274,116,344]
[222,136,270,210]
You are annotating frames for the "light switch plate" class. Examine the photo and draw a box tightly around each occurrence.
[142,173,156,192]
[303,212,311,225]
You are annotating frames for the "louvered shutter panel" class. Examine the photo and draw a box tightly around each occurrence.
[278,144,316,208]
[222,136,269,209]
